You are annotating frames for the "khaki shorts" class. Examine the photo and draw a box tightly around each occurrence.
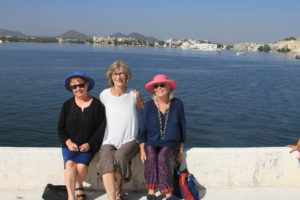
[97,140,139,182]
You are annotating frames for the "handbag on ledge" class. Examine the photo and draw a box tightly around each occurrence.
[42,183,68,200]
[173,162,199,200]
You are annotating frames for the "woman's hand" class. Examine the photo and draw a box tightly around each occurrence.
[79,143,90,152]
[136,90,144,112]
[176,152,184,163]
[176,143,184,162]
[140,150,147,164]
[286,138,300,153]
[66,139,79,152]
[139,143,147,164]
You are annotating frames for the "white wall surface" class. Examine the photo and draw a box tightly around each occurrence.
[0,147,299,190]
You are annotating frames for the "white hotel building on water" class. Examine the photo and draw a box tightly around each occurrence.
[181,41,218,51]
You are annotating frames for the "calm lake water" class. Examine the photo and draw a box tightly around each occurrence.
[0,42,299,147]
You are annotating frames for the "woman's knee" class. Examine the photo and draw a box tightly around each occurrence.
[76,164,88,173]
[157,154,171,165]
[65,160,77,169]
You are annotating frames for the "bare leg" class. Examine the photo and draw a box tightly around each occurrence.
[102,172,116,200]
[76,164,88,187]
[115,171,126,199]
[165,192,172,198]
[75,164,88,198]
[148,189,156,195]
[64,161,77,200]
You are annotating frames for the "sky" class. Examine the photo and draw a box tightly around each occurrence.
[0,0,299,44]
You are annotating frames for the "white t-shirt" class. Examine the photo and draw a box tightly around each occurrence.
[100,88,138,149]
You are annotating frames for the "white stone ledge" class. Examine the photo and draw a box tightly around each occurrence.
[1,147,300,190]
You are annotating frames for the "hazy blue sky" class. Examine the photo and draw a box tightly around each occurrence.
[1,0,299,44]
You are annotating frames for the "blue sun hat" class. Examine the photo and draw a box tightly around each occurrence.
[64,72,95,92]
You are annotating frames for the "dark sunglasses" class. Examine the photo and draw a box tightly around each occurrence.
[154,83,166,89]
[70,83,85,90]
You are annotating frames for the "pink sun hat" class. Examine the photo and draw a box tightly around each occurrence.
[145,74,178,94]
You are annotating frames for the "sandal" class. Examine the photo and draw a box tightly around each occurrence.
[165,197,178,200]
[146,194,157,200]
[116,193,127,200]
[116,180,126,200]
[75,187,86,200]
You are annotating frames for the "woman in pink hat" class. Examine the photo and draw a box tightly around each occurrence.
[137,74,186,200]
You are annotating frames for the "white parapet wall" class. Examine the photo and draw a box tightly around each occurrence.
[0,147,300,190]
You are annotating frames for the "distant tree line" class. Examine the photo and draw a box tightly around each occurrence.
[257,45,271,52]
[0,36,58,43]
[226,45,234,50]
[113,39,154,46]
[96,39,155,47]
[283,37,296,41]
[277,47,291,53]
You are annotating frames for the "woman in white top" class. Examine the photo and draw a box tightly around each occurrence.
[97,60,144,200]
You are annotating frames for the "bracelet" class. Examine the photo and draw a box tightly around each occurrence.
[178,150,184,153]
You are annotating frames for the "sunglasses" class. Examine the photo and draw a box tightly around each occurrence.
[70,83,85,90]
[154,83,166,89]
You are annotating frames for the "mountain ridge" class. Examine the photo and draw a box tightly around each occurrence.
[0,29,26,37]
[0,28,159,42]
[109,32,158,42]
[57,30,91,40]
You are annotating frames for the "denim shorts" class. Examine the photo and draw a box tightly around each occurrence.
[62,147,94,168]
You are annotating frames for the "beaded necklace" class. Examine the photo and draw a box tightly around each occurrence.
[157,99,170,140]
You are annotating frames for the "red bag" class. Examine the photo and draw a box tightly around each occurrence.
[179,171,195,200]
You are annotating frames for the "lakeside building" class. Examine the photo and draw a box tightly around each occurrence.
[181,41,218,51]
[162,38,183,48]
[93,36,134,46]
[93,36,154,46]
[57,38,64,43]
[275,37,300,54]
[233,37,300,54]
[161,38,218,51]
[234,42,265,52]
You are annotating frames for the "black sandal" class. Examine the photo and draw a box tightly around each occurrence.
[116,193,127,200]
[146,194,157,200]
[75,187,86,200]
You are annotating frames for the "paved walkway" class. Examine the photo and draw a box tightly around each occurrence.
[1,187,300,200]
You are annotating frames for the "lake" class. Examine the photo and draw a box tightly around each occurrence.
[0,42,299,147]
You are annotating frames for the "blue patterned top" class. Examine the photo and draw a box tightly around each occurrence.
[137,98,186,150]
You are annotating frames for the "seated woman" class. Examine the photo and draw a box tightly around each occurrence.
[58,72,106,200]
[137,74,186,200]
[97,60,144,200]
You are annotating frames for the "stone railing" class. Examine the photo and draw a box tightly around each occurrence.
[1,147,300,190]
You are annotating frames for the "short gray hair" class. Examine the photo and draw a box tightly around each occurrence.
[106,60,131,85]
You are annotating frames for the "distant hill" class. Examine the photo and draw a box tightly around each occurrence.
[109,32,158,42]
[128,32,158,42]
[58,30,91,40]
[109,32,127,38]
[0,29,27,37]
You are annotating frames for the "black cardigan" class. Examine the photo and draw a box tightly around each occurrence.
[58,96,106,152]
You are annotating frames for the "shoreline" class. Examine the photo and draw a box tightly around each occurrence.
[1,41,299,56]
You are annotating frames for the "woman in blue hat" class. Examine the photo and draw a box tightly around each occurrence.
[58,72,106,200]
